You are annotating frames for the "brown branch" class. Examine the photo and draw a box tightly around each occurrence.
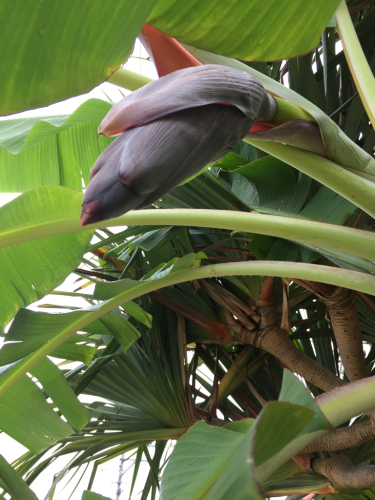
[149,292,233,342]
[190,387,244,421]
[74,268,118,281]
[324,288,367,381]
[233,389,260,417]
[258,276,274,307]
[193,406,229,427]
[312,454,375,490]
[190,386,209,401]
[227,408,245,421]
[200,281,257,330]
[290,281,367,383]
[301,419,375,452]
[281,280,291,332]
[291,279,336,298]
[348,0,374,16]
[235,307,345,392]
[209,345,219,418]
[197,345,260,417]
[353,210,365,228]
[201,280,260,323]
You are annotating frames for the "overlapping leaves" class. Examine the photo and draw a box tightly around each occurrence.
[0,186,93,330]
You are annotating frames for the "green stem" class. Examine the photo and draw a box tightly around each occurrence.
[0,260,374,399]
[246,139,375,219]
[335,0,375,129]
[2,209,375,263]
[272,97,314,126]
[107,67,153,91]
[317,376,375,428]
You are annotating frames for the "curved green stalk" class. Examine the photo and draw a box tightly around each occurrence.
[335,0,375,129]
[1,260,374,399]
[1,209,375,264]
[318,376,375,428]
[246,139,375,219]
[107,67,153,91]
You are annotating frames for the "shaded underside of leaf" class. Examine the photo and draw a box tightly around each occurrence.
[0,0,157,114]
[147,0,341,61]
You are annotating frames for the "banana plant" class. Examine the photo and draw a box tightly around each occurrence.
[0,0,375,499]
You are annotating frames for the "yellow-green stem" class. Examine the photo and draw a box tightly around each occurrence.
[335,0,375,129]
[107,67,153,91]
[246,139,375,219]
[2,209,374,264]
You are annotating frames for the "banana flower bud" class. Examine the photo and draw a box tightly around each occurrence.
[80,64,276,226]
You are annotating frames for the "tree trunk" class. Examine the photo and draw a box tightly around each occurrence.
[312,454,375,490]
[236,307,345,392]
[324,288,367,382]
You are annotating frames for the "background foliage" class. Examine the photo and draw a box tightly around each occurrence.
[0,0,375,499]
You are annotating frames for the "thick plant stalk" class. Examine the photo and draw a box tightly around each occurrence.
[335,0,375,129]
[301,419,375,452]
[312,454,375,490]
[293,281,367,382]
[324,288,367,382]
[236,307,345,392]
